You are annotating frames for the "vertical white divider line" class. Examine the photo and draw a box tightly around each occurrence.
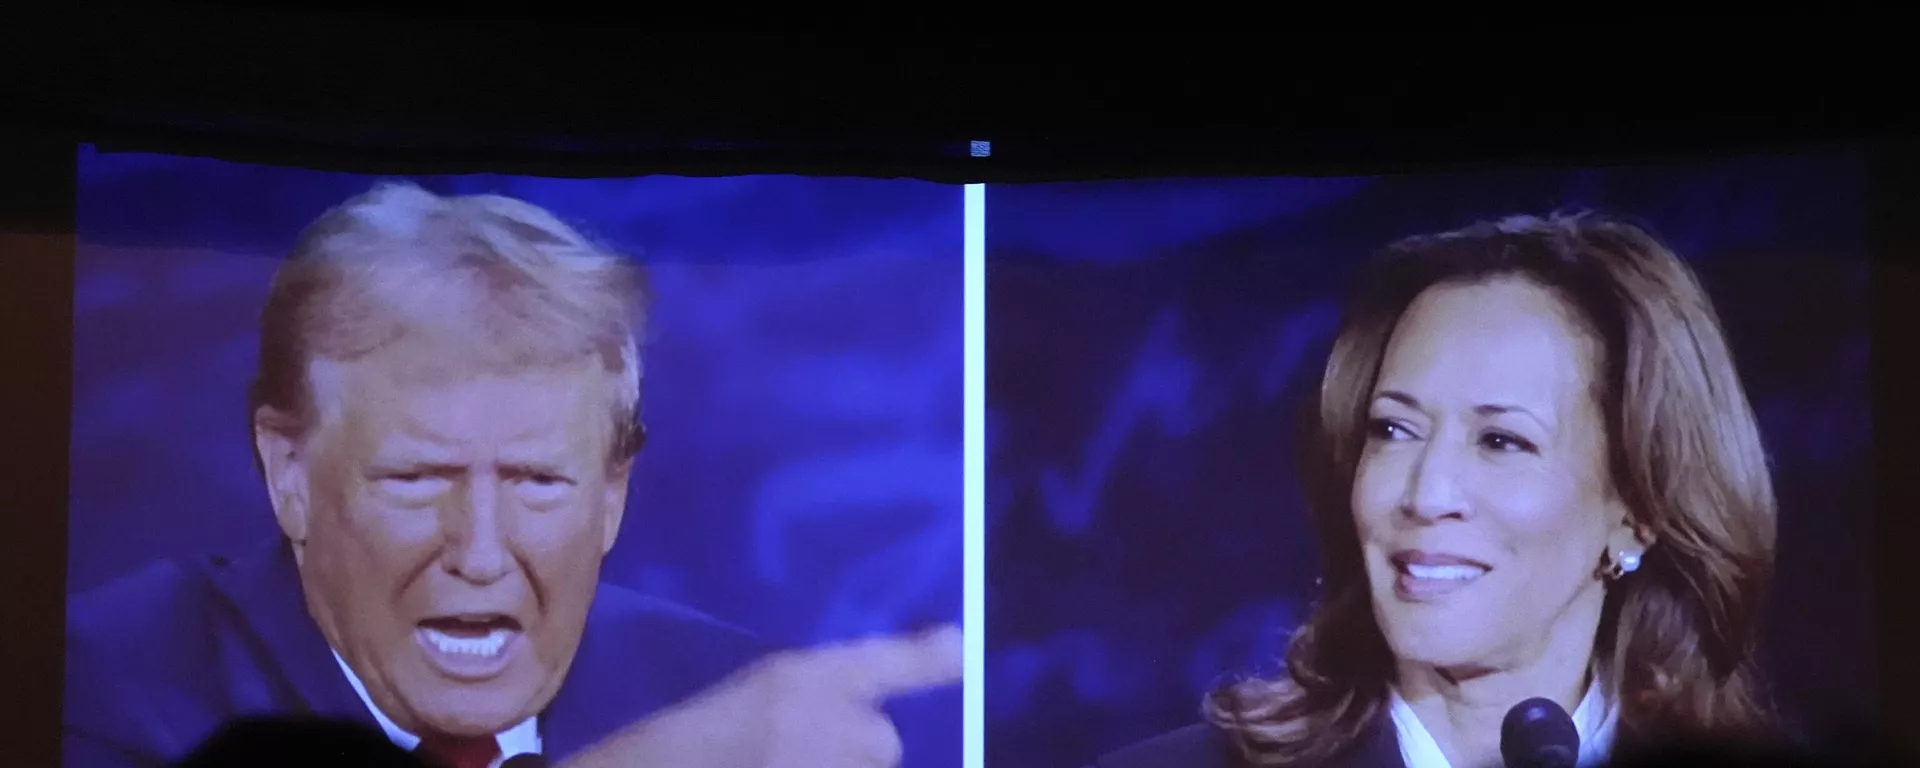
[961,181,986,768]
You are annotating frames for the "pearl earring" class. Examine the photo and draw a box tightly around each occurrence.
[1607,550,1642,580]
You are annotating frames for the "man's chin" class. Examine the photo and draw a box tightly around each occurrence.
[407,694,539,738]
[393,669,548,737]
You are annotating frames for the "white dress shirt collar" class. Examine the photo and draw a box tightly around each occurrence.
[331,650,542,767]
[1388,678,1617,768]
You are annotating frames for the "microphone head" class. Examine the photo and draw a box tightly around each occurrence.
[1501,697,1580,768]
[500,755,549,768]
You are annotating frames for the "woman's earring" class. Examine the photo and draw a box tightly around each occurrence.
[1605,550,1642,580]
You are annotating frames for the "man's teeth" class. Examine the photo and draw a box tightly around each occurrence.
[422,626,511,657]
[1404,563,1486,581]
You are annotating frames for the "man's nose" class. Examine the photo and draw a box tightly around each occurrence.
[1402,442,1471,523]
[442,478,512,584]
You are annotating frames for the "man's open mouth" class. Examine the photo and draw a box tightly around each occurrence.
[415,614,524,675]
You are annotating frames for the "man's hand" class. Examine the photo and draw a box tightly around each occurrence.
[560,625,963,768]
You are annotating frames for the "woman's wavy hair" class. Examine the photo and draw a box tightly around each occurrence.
[1204,212,1778,764]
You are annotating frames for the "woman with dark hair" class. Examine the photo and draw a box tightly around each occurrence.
[1094,213,1778,768]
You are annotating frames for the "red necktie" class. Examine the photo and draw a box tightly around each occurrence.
[414,732,501,768]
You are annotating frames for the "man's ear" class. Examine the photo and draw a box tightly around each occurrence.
[600,461,632,555]
[254,406,313,545]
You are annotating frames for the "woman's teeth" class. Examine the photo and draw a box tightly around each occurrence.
[1403,563,1485,581]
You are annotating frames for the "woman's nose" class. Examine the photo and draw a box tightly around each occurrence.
[1403,444,1471,522]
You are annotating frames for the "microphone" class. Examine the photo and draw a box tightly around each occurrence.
[1500,697,1580,768]
[500,755,549,768]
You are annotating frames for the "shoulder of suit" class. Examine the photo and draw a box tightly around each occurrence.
[564,580,774,686]
[522,581,776,759]
[64,556,242,759]
[68,557,218,662]
[1092,721,1406,768]
[1094,723,1240,768]
[583,581,765,646]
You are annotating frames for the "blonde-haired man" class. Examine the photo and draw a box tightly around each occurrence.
[64,183,961,768]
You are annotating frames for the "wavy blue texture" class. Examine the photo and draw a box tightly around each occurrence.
[985,154,1877,766]
[69,147,964,768]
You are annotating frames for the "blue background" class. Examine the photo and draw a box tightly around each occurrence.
[983,154,1877,766]
[68,146,964,767]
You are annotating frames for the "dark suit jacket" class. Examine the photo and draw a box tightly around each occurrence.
[1091,715,1407,768]
[1092,714,1834,768]
[63,539,768,768]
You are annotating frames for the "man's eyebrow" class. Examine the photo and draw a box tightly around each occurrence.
[499,461,574,479]
[368,443,461,468]
[498,455,564,469]
[361,464,461,484]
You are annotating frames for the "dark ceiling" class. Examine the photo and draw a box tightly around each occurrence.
[0,6,1909,175]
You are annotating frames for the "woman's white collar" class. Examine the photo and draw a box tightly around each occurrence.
[1387,680,1617,768]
